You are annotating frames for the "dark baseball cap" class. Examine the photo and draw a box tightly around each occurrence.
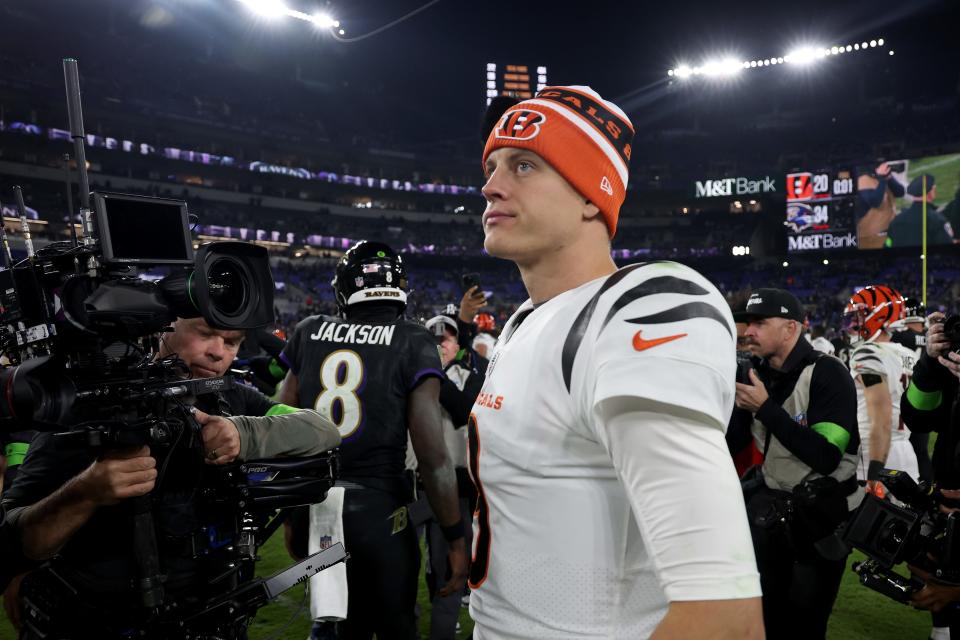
[907,173,935,197]
[733,288,804,323]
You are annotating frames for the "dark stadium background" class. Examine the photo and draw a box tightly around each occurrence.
[1,0,959,637]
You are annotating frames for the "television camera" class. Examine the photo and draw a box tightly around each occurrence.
[0,59,343,638]
[844,469,960,605]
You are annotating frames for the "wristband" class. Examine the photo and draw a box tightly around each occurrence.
[867,460,885,482]
[440,522,464,543]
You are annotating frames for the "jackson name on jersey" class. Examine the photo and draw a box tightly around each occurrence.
[467,262,761,639]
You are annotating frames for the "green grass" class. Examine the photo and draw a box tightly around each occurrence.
[0,532,475,640]
[0,536,931,639]
[899,152,960,211]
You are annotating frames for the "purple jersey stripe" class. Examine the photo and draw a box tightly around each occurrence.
[410,368,444,390]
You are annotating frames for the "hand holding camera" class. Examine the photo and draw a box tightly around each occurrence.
[77,446,157,507]
[926,312,960,378]
[195,409,241,465]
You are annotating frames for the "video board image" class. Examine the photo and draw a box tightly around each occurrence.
[856,152,960,249]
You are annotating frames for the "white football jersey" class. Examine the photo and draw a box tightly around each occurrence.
[850,340,913,445]
[468,262,761,640]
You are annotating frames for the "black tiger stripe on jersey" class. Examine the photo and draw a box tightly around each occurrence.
[561,266,726,392]
[625,301,733,336]
[852,355,884,366]
[561,264,648,391]
[599,276,711,332]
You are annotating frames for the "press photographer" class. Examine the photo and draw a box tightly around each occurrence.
[0,502,27,592]
[897,311,960,629]
[727,288,860,639]
[0,58,345,639]
[4,316,341,639]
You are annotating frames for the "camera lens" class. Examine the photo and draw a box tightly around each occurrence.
[207,258,247,317]
[877,519,909,556]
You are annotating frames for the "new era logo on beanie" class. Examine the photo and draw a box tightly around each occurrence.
[482,85,635,237]
[600,176,614,196]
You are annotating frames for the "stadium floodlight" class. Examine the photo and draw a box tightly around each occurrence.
[701,58,741,78]
[786,46,820,65]
[238,0,288,18]
[782,261,789,267]
[310,13,339,28]
[668,37,887,79]
[822,259,830,265]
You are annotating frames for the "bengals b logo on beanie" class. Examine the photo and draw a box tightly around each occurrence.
[482,85,635,237]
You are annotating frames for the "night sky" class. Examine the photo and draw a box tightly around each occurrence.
[2,0,957,148]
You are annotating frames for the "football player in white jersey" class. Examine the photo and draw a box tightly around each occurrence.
[844,285,920,493]
[471,85,762,639]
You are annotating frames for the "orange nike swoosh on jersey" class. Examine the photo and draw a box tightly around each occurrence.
[632,330,688,351]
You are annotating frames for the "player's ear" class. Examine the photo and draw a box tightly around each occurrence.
[582,199,601,221]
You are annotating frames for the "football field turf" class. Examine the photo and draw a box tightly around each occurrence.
[0,534,931,639]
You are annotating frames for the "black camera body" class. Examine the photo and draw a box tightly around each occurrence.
[843,469,960,604]
[943,314,960,353]
[2,59,342,638]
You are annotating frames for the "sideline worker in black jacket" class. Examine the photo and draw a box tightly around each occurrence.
[900,312,960,622]
[727,288,859,640]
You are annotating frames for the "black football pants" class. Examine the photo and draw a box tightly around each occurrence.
[751,519,846,640]
[337,486,420,640]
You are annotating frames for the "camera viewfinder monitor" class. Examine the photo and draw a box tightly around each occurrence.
[93,192,195,266]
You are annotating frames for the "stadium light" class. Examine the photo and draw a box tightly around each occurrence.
[786,46,820,65]
[782,261,789,267]
[669,37,887,79]
[235,0,341,31]
[701,58,742,78]
[310,13,339,29]
[239,0,287,18]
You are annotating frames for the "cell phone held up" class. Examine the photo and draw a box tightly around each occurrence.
[461,272,481,293]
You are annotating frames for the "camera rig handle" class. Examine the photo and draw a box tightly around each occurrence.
[178,542,348,633]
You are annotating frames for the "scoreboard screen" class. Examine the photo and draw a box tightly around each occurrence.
[485,63,548,105]
[785,168,858,252]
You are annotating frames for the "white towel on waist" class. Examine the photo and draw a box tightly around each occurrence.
[308,486,348,621]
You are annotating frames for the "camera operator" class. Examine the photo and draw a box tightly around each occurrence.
[901,312,960,629]
[0,502,27,592]
[727,289,860,639]
[2,316,340,639]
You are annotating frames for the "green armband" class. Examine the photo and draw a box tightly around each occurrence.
[266,403,298,416]
[810,422,850,453]
[906,380,942,411]
[4,442,29,467]
[268,358,287,381]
